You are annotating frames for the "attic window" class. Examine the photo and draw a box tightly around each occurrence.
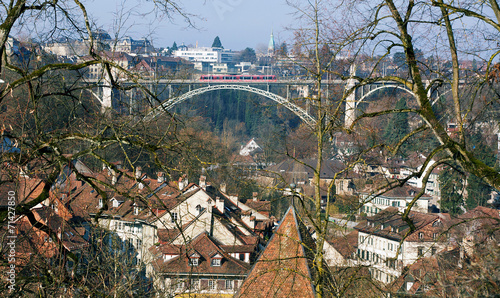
[211,258,221,267]
[211,253,223,266]
[189,253,200,266]
[432,220,443,227]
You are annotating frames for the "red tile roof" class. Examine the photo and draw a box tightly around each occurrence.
[238,207,315,298]
[244,199,271,217]
[355,207,446,242]
[152,232,250,276]
[329,230,358,259]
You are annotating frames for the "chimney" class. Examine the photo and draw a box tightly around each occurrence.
[220,183,227,193]
[178,174,188,190]
[241,211,255,229]
[216,197,224,213]
[157,172,165,183]
[135,166,142,179]
[199,175,206,190]
[252,192,258,202]
[111,169,117,185]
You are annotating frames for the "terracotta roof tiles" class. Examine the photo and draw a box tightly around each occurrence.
[238,207,315,298]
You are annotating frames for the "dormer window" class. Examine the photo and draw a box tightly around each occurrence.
[212,258,221,266]
[211,253,223,267]
[98,198,103,209]
[432,220,443,227]
[189,253,200,266]
[189,258,199,266]
[196,205,202,215]
[419,232,424,240]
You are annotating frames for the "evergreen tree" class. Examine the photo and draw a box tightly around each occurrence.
[465,137,496,209]
[382,97,410,154]
[393,52,407,71]
[466,174,492,209]
[278,42,288,56]
[212,36,223,48]
[236,48,257,63]
[439,164,464,215]
[166,41,178,56]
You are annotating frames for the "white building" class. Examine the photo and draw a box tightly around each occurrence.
[360,185,431,216]
[399,154,441,200]
[239,138,263,156]
[173,46,237,63]
[355,208,449,284]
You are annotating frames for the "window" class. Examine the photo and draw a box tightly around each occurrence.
[419,232,424,240]
[432,220,443,227]
[190,279,199,290]
[431,247,437,255]
[171,212,178,223]
[417,246,424,257]
[212,258,221,266]
[196,205,202,215]
[208,279,216,291]
[433,233,439,240]
[189,258,199,266]
[225,279,233,290]
[176,280,184,291]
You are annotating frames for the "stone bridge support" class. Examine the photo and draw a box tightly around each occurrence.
[344,65,358,128]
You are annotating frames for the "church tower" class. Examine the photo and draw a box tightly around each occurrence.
[268,30,275,56]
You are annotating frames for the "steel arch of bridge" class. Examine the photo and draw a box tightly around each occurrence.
[356,83,447,106]
[143,84,317,128]
[356,84,417,104]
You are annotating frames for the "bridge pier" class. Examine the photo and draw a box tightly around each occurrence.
[101,85,112,113]
[344,64,358,128]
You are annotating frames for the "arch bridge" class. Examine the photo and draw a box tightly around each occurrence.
[143,84,317,128]
[87,75,455,129]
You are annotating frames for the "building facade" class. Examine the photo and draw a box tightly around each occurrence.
[355,208,449,284]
